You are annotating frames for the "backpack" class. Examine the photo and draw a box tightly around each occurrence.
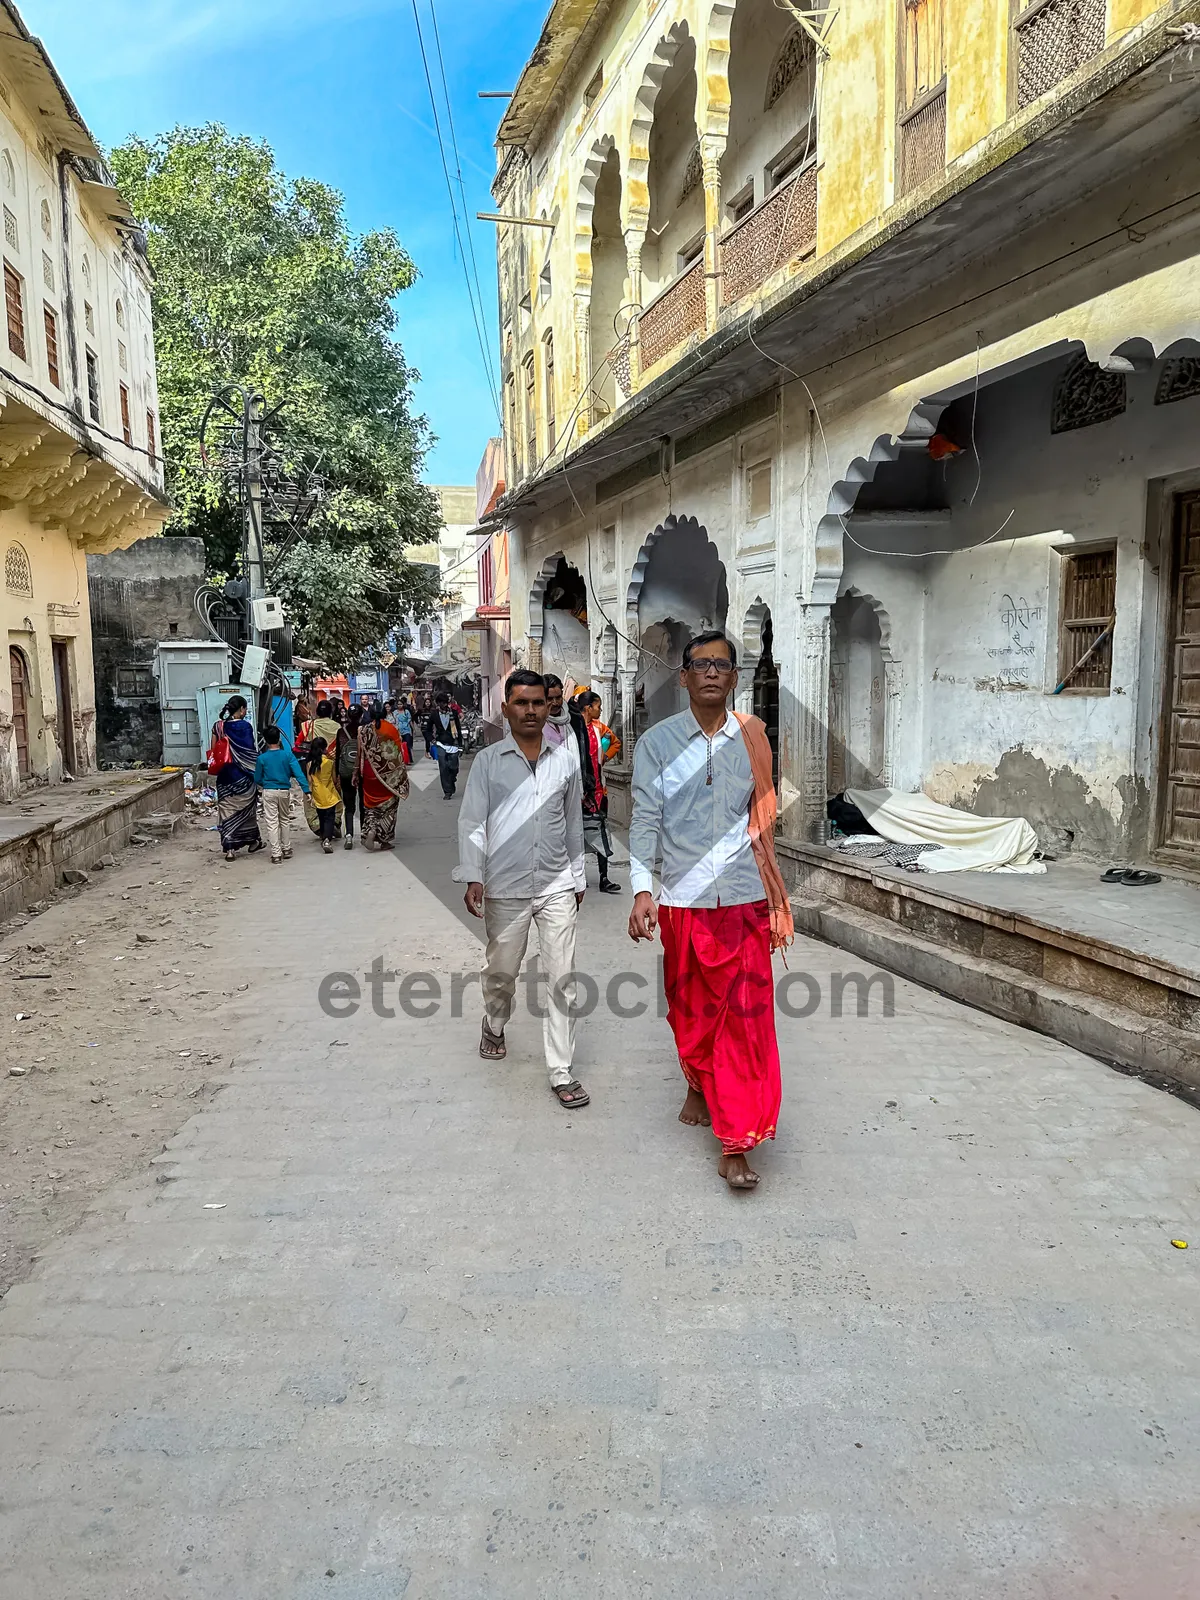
[336,729,357,784]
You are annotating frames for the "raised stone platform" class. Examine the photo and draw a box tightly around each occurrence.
[0,770,185,922]
[778,840,1200,1096]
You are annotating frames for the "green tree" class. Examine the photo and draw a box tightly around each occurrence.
[110,123,442,669]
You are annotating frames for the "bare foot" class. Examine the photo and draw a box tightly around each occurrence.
[679,1087,711,1127]
[718,1153,760,1190]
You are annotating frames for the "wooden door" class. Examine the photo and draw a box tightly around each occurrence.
[9,645,29,779]
[52,639,74,775]
[1160,492,1200,854]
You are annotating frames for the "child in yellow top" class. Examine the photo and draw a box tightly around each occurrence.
[306,737,342,854]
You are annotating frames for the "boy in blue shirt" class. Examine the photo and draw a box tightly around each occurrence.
[254,724,309,863]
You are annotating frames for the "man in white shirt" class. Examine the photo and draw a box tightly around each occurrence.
[628,630,792,1190]
[458,670,591,1109]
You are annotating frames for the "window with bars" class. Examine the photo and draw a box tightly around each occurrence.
[41,250,53,291]
[146,409,157,467]
[85,347,101,423]
[4,262,25,361]
[116,666,154,699]
[3,205,17,251]
[1058,545,1116,692]
[543,332,555,454]
[43,303,59,387]
[898,0,947,195]
[119,381,133,446]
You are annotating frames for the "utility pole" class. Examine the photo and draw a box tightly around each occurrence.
[244,390,266,648]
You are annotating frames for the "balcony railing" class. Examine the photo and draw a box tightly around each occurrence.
[1015,0,1106,108]
[720,160,817,309]
[897,80,947,196]
[637,256,706,371]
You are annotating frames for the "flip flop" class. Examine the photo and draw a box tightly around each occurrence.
[1120,869,1161,886]
[479,1022,506,1060]
[1100,867,1130,882]
[552,1081,590,1109]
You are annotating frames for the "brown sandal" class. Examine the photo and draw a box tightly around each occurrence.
[480,1021,506,1060]
[552,1081,590,1109]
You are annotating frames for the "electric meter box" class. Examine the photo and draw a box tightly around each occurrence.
[239,644,270,687]
[252,596,285,632]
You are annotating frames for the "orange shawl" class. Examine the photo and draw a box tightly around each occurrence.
[734,712,794,954]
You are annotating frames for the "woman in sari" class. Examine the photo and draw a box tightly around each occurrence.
[356,703,409,849]
[212,696,264,862]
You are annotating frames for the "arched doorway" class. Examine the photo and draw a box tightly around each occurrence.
[540,556,590,685]
[828,593,886,794]
[752,612,780,786]
[9,645,30,780]
[629,514,727,736]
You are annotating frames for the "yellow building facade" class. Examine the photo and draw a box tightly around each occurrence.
[491,0,1200,869]
[0,6,167,800]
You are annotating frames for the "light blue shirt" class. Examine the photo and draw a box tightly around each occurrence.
[629,709,764,908]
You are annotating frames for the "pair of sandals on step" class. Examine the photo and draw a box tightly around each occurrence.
[1100,866,1161,886]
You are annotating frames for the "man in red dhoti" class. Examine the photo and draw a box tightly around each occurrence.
[628,630,793,1190]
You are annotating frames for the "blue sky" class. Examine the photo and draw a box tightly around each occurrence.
[25,0,545,487]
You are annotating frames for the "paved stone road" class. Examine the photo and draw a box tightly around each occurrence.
[2,760,1199,1598]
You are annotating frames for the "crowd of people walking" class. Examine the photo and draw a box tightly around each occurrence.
[209,691,434,862]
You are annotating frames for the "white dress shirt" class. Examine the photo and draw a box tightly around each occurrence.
[457,729,586,898]
[629,708,765,908]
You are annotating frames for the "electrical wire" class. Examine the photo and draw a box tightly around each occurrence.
[746,318,1017,559]
[408,0,501,421]
[427,0,498,383]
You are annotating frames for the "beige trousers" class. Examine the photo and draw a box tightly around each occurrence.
[261,788,293,858]
[482,891,578,1086]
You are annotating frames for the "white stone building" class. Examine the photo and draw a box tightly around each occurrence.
[485,0,1200,869]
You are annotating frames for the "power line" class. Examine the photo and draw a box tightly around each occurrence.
[408,0,501,421]
[427,0,498,380]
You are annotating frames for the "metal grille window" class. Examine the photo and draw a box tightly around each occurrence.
[1058,546,1116,692]
[2,205,15,250]
[118,339,127,370]
[146,410,157,467]
[85,347,101,423]
[119,382,133,446]
[4,262,25,360]
[41,250,53,291]
[543,332,555,453]
[1015,0,1107,108]
[43,303,59,387]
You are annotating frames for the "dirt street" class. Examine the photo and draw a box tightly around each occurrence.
[1,814,236,1296]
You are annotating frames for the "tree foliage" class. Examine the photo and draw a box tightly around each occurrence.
[110,124,441,668]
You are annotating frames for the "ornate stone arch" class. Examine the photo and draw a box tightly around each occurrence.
[625,22,693,237]
[625,512,722,635]
[573,135,617,293]
[705,0,735,145]
[765,26,815,110]
[528,548,569,643]
[741,597,771,670]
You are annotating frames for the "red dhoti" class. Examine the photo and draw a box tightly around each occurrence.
[659,900,781,1155]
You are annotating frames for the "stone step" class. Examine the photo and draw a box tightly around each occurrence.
[791,890,1200,1100]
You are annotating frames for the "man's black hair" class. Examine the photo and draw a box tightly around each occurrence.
[436,693,450,705]
[681,629,738,670]
[505,669,547,699]
[542,673,564,691]
[263,724,282,746]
